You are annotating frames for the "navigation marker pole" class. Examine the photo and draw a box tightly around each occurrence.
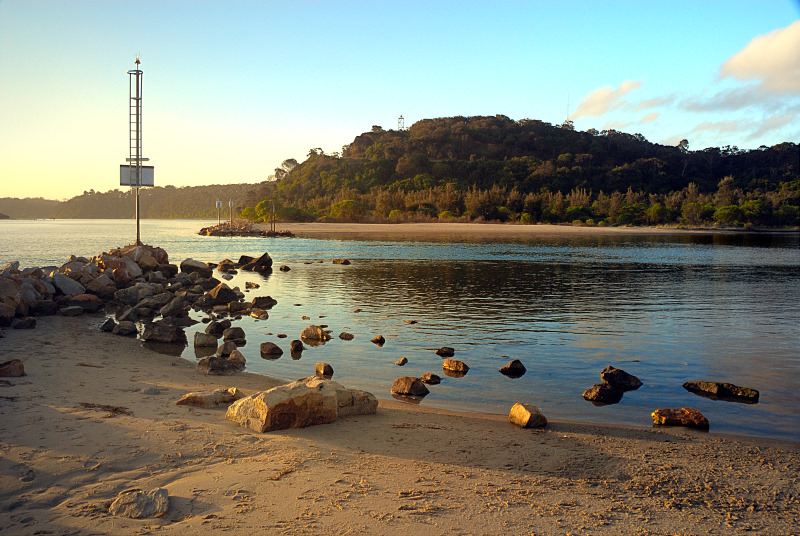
[121,57,154,246]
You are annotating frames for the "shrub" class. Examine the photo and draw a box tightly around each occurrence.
[519,212,533,224]
[438,210,454,220]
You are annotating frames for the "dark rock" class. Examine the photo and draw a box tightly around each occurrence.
[0,358,26,377]
[51,272,86,297]
[222,326,246,344]
[114,286,142,306]
[0,303,15,326]
[197,355,245,375]
[436,346,455,358]
[315,362,334,378]
[207,282,238,305]
[179,258,213,278]
[193,331,218,348]
[499,359,526,378]
[100,317,117,332]
[371,335,385,346]
[260,341,284,358]
[601,366,643,391]
[196,277,222,291]
[419,372,441,385]
[332,259,350,265]
[582,383,623,404]
[395,357,408,366]
[245,281,260,289]
[113,320,138,336]
[251,296,277,309]
[205,319,230,337]
[652,407,709,430]
[216,340,238,357]
[68,293,104,313]
[391,376,429,397]
[250,308,269,320]
[12,317,36,329]
[241,252,273,272]
[141,321,186,344]
[279,265,290,272]
[32,299,59,316]
[339,332,354,341]
[290,339,305,353]
[59,306,84,316]
[159,296,186,317]
[237,255,256,267]
[683,381,759,403]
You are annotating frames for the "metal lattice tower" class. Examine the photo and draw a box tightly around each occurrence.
[126,57,146,245]
[398,115,405,131]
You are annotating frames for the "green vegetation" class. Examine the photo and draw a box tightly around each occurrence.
[0,197,60,219]
[239,115,799,228]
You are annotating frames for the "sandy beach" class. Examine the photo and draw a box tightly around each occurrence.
[261,221,721,242]
[2,312,799,535]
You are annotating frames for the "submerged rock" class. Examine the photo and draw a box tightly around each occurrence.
[683,381,759,403]
[435,346,455,358]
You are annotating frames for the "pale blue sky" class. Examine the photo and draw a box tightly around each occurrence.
[1,0,798,200]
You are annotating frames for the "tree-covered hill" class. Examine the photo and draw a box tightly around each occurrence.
[241,115,799,227]
[0,197,61,219]
[49,183,267,219]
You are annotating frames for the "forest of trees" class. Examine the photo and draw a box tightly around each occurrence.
[239,115,799,228]
[2,115,797,227]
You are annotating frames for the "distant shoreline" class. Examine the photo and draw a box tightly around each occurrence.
[253,221,799,239]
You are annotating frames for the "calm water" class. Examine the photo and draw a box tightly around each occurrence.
[2,219,799,441]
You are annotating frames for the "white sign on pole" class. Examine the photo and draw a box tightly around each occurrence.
[229,201,233,207]
[216,201,222,208]
[120,165,155,187]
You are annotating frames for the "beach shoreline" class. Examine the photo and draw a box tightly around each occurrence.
[251,221,799,241]
[1,313,798,535]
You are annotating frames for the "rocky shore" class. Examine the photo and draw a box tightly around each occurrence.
[1,244,799,534]
[199,220,294,237]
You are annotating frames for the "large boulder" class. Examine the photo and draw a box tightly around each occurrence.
[0,303,15,326]
[205,319,231,337]
[159,295,186,317]
[84,274,117,299]
[108,488,169,519]
[68,294,104,313]
[600,366,643,391]
[176,387,244,408]
[207,282,238,305]
[0,278,22,313]
[12,317,36,329]
[582,383,623,404]
[112,320,138,336]
[179,258,213,279]
[652,407,710,430]
[509,403,547,428]
[193,331,218,348]
[51,272,85,297]
[682,381,759,403]
[226,377,376,433]
[141,320,186,343]
[240,252,273,272]
[391,376,430,397]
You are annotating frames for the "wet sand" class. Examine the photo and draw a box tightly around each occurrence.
[1,314,798,535]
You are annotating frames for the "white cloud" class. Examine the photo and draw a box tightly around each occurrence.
[745,113,797,141]
[602,120,632,131]
[632,94,676,111]
[571,81,643,120]
[720,20,800,93]
[639,112,659,124]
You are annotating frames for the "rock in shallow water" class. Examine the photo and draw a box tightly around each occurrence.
[600,365,642,391]
[582,383,623,404]
[682,381,759,403]
[391,376,429,397]
[651,407,709,430]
